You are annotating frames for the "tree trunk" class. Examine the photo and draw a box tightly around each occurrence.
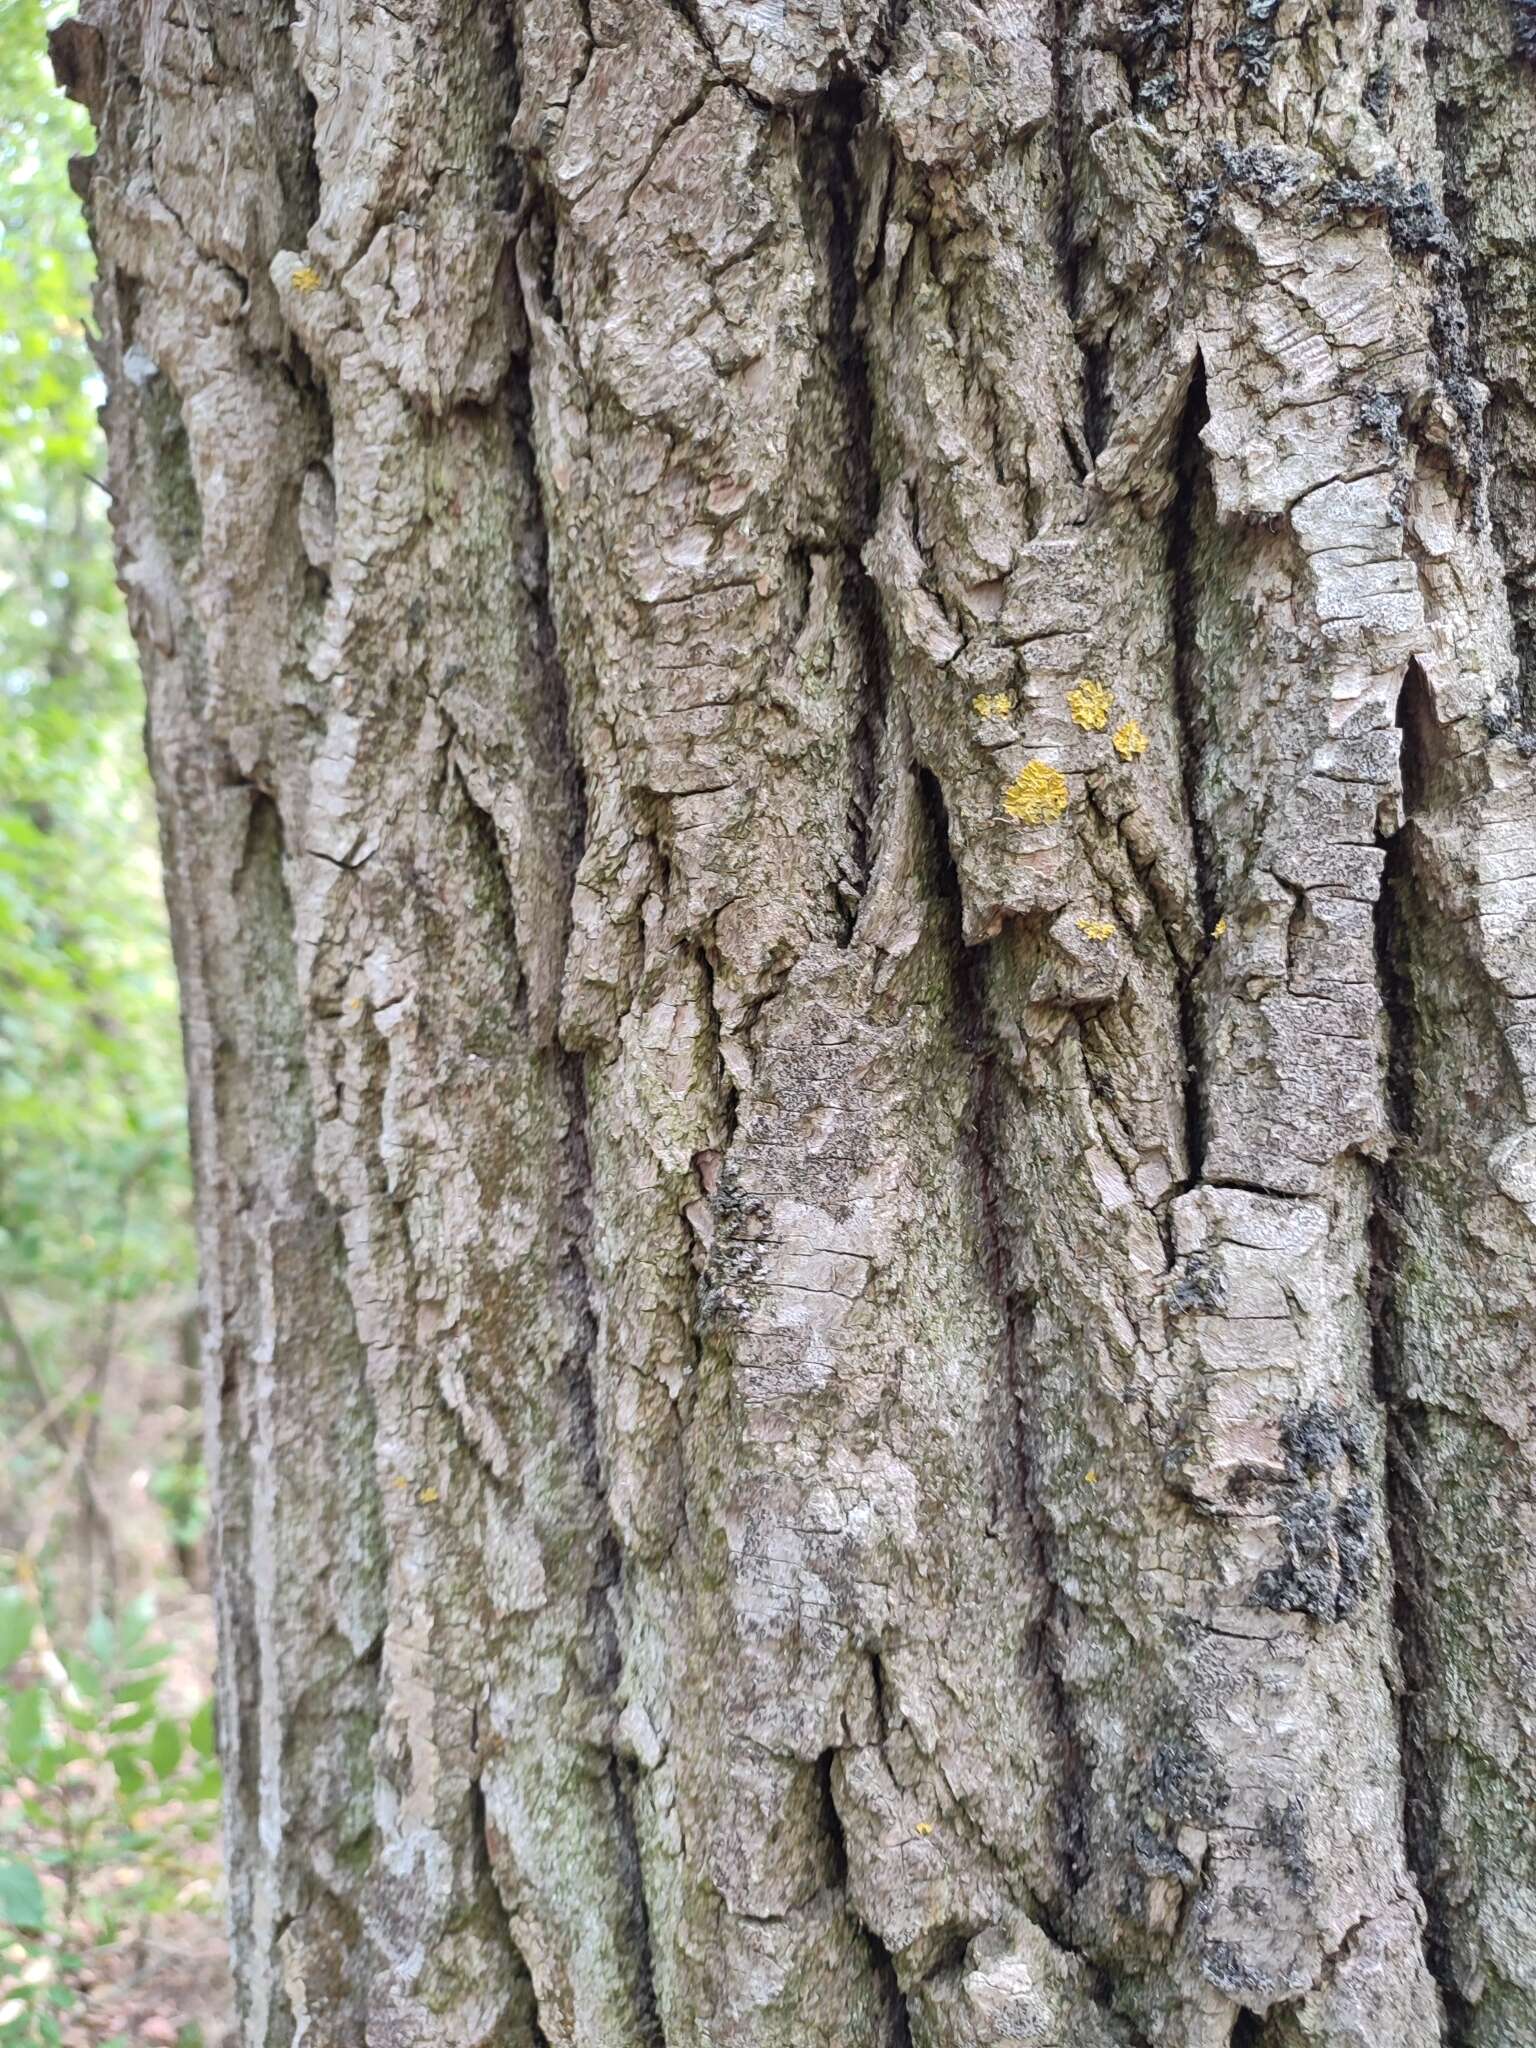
[53,2,1536,2042]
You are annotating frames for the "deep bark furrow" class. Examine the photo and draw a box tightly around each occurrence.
[918,768,1086,1918]
[1164,355,1216,1185]
[1369,665,1460,2044]
[608,1755,667,2048]
[796,82,891,928]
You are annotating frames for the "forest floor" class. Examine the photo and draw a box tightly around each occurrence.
[4,1296,234,2048]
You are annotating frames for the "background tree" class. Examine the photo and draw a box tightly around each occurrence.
[52,2,1536,2044]
[1,0,192,1609]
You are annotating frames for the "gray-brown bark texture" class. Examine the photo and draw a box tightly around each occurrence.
[52,0,1536,2041]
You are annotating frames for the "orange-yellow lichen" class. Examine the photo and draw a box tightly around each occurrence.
[1067,678,1113,730]
[1211,916,1228,940]
[291,264,324,293]
[1075,917,1116,942]
[973,691,1015,719]
[1003,760,1070,825]
[1112,718,1148,760]
[914,1821,934,1837]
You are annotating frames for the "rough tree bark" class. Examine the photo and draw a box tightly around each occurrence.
[51,1,1536,2042]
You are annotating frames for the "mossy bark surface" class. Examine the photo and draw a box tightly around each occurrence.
[55,2,1536,2042]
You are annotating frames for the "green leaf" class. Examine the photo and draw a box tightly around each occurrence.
[122,1639,169,1673]
[0,1591,36,1671]
[147,1717,183,1778]
[5,1684,43,1768]
[106,1746,145,1796]
[188,1697,216,1759]
[111,1676,164,1706]
[54,1695,100,1735]
[84,1612,114,1664]
[61,1656,102,1704]
[0,1857,46,1931]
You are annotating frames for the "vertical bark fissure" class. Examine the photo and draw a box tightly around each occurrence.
[451,761,532,1025]
[507,359,591,936]
[507,321,674,2036]
[797,82,891,932]
[815,1751,914,2048]
[217,790,387,2041]
[916,769,1089,1922]
[469,1772,551,2047]
[1052,0,1105,465]
[1369,665,1472,2047]
[608,1755,666,2048]
[1166,355,1216,1186]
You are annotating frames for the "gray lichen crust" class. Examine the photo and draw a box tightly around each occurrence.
[52,0,1536,2041]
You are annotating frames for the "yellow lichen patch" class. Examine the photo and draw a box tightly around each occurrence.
[1211,916,1228,940]
[1003,760,1070,825]
[290,264,324,293]
[1075,918,1116,943]
[973,691,1015,719]
[914,1821,934,1838]
[417,1486,440,1505]
[1112,717,1148,760]
[1067,678,1113,730]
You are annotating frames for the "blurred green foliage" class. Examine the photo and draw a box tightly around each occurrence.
[0,12,217,2037]
[0,1588,219,2047]
[0,0,192,1321]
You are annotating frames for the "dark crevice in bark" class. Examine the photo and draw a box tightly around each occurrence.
[869,1648,889,1742]
[1052,0,1109,463]
[797,82,891,939]
[501,331,612,1782]
[221,794,386,2036]
[507,358,590,915]
[452,761,532,1026]
[659,0,722,72]
[474,1796,556,2048]
[500,183,664,2043]
[1166,355,1218,1186]
[816,1751,913,2048]
[916,767,1090,1916]
[1370,660,1467,2047]
[817,1748,849,1886]
[138,374,204,575]
[472,1774,551,2048]
[874,0,914,71]
[609,1755,667,2047]
[508,157,675,2048]
[694,940,742,1144]
[487,1,529,213]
